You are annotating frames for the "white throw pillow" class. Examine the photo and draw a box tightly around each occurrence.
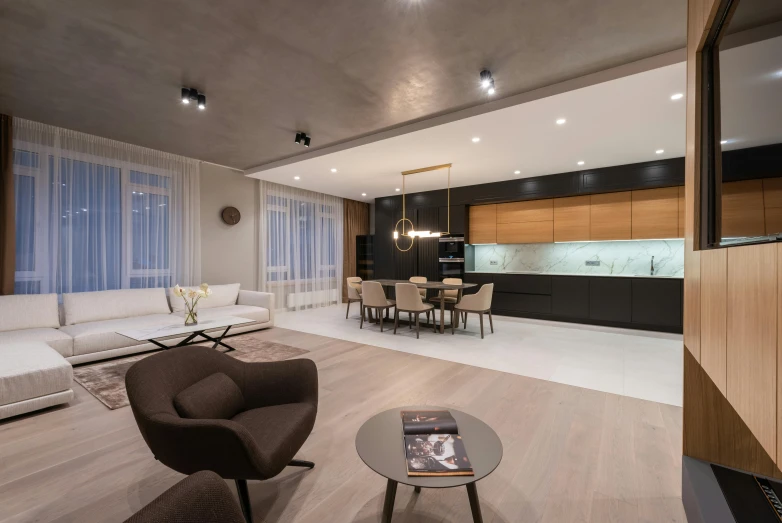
[169,283,240,312]
[63,288,171,325]
[0,294,61,332]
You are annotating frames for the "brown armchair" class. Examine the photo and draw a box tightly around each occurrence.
[124,471,245,523]
[125,346,318,523]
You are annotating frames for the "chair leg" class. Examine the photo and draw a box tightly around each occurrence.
[463,312,467,329]
[346,300,350,319]
[452,310,456,334]
[360,306,364,329]
[289,459,315,469]
[409,312,412,329]
[235,479,253,523]
[380,310,384,332]
[479,312,484,339]
[394,309,399,334]
[433,310,437,333]
[488,310,494,333]
[416,314,420,339]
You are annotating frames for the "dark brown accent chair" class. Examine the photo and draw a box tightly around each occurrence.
[124,471,245,523]
[126,346,318,523]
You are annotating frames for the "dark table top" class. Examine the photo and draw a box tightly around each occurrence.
[355,406,503,488]
[368,279,477,290]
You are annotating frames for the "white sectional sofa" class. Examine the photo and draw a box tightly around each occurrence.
[0,284,274,419]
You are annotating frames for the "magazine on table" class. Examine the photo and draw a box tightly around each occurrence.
[401,410,474,477]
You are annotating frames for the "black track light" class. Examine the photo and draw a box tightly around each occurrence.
[189,88,199,103]
[294,132,304,144]
[197,94,206,110]
[303,136,311,147]
[181,87,190,104]
[480,69,492,89]
[181,87,207,112]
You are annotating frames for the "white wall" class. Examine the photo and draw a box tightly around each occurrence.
[200,163,258,289]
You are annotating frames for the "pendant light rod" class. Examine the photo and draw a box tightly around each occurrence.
[401,163,453,176]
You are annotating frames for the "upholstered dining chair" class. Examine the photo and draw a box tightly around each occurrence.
[125,346,318,523]
[124,471,246,523]
[429,277,462,328]
[346,276,363,319]
[360,281,395,332]
[453,283,495,338]
[409,276,432,324]
[394,283,437,338]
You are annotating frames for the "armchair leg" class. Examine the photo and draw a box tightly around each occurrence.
[416,314,420,339]
[408,312,412,329]
[346,300,350,319]
[360,306,364,329]
[489,310,494,333]
[289,459,315,469]
[235,479,253,523]
[394,309,399,334]
[479,312,484,339]
[380,309,384,332]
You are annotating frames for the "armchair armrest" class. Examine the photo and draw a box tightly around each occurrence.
[240,358,318,410]
[237,290,275,325]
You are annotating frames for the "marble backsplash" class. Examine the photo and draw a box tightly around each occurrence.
[472,240,684,277]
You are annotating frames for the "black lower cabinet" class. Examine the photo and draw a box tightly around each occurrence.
[493,292,551,314]
[589,278,632,323]
[551,276,590,319]
[632,278,682,327]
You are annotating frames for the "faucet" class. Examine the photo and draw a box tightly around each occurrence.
[650,256,655,276]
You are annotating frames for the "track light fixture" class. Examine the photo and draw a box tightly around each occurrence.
[479,70,495,95]
[181,87,206,111]
[294,132,312,147]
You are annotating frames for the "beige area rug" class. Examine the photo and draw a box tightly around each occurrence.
[72,334,309,410]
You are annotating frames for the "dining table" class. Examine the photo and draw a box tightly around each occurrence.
[367,279,477,334]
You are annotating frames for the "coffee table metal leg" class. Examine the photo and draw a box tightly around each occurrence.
[382,479,398,523]
[466,483,483,523]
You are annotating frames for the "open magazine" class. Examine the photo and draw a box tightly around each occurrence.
[401,410,474,477]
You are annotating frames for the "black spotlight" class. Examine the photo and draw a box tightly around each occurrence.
[181,87,191,104]
[303,135,311,147]
[479,69,492,89]
[189,88,199,103]
[197,94,206,110]
[294,132,304,144]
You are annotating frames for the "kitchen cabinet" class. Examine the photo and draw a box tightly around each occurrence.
[631,187,679,239]
[551,276,590,318]
[468,204,497,244]
[553,195,591,242]
[631,278,682,327]
[496,221,553,243]
[722,180,765,238]
[493,273,551,294]
[678,186,685,238]
[590,192,632,240]
[493,292,551,314]
[589,277,631,323]
[439,205,466,235]
[762,178,782,235]
[496,199,553,223]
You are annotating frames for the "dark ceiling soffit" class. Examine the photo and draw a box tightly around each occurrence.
[244,48,686,176]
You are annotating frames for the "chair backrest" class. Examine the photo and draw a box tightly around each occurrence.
[361,281,388,307]
[459,283,494,311]
[409,276,427,297]
[395,283,427,311]
[346,277,362,299]
[443,278,462,299]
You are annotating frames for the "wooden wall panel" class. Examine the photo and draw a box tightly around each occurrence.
[726,244,778,461]
[589,192,631,241]
[722,180,766,238]
[553,196,590,242]
[342,199,369,302]
[497,221,554,244]
[678,186,686,238]
[700,249,727,395]
[468,204,497,244]
[496,199,553,224]
[631,187,679,239]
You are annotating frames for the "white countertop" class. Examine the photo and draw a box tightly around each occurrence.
[465,270,683,279]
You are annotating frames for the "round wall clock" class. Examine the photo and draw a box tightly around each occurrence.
[221,206,241,225]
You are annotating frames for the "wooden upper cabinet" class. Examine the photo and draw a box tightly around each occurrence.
[678,186,685,238]
[496,199,553,223]
[468,204,497,244]
[553,196,590,242]
[497,221,553,244]
[590,192,631,240]
[722,180,765,238]
[763,178,782,234]
[631,187,679,239]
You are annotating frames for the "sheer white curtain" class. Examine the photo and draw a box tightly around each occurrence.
[259,181,343,311]
[12,118,200,295]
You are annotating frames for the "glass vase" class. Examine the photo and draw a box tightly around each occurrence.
[184,303,198,326]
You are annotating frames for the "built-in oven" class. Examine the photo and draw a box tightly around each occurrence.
[439,259,465,279]
[439,235,465,279]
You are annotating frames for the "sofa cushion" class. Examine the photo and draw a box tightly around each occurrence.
[59,314,180,356]
[169,284,240,312]
[172,305,270,324]
[174,373,245,420]
[0,328,74,357]
[0,342,72,407]
[63,288,171,326]
[0,294,60,332]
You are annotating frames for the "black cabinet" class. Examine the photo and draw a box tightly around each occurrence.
[589,278,632,323]
[464,272,493,295]
[631,278,683,327]
[551,276,590,319]
[493,273,551,294]
[493,292,552,314]
[439,205,466,235]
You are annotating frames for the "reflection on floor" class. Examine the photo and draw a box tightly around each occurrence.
[276,304,683,406]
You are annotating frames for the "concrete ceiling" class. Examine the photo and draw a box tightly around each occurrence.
[0,0,686,170]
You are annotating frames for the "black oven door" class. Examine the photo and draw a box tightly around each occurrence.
[438,260,465,279]
[438,236,465,260]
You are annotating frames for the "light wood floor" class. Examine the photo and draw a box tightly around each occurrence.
[0,328,685,523]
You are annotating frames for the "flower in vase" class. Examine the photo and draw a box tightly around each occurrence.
[173,284,184,297]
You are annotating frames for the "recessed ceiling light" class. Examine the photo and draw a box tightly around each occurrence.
[670,93,684,100]
[556,118,566,125]
[577,161,585,166]
[514,170,520,175]
[720,140,728,145]
[294,176,300,180]
[330,168,337,173]
[655,149,664,154]
[472,137,480,143]
[395,188,401,192]
[362,193,367,197]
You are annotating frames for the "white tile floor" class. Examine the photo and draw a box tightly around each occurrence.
[276,304,684,407]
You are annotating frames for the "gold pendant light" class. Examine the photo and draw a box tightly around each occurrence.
[393,163,452,252]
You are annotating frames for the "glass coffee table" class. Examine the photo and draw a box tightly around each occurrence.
[355,406,503,523]
[117,316,255,352]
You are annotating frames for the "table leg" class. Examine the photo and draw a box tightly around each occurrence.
[414,486,421,494]
[455,289,463,328]
[439,290,445,333]
[199,326,236,352]
[382,479,398,523]
[466,483,483,523]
